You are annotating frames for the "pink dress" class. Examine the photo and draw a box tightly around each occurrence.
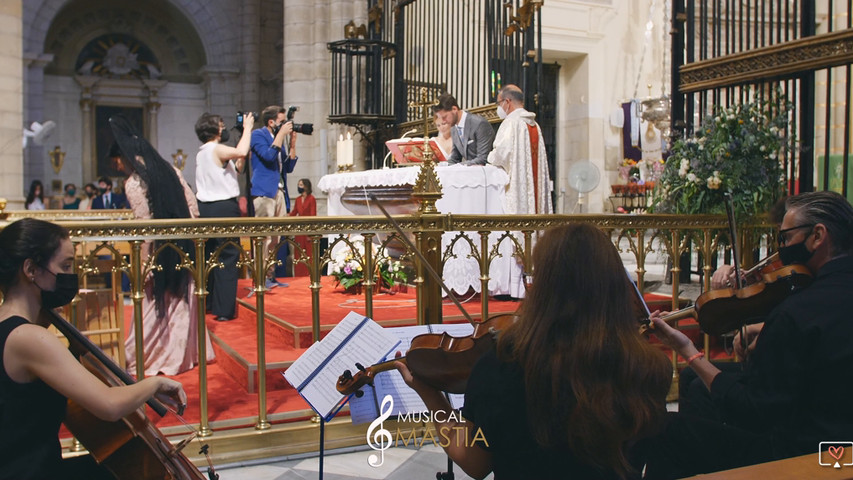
[124,168,215,375]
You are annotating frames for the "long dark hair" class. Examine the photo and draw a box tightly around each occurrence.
[109,115,194,317]
[0,219,69,291]
[25,180,44,207]
[498,223,672,478]
[299,178,313,195]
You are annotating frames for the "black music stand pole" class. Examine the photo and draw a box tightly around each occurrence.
[319,417,325,480]
[436,456,454,480]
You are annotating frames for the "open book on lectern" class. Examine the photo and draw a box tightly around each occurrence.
[282,311,400,422]
[347,323,473,425]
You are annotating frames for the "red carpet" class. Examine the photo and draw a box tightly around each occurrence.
[94,281,725,433]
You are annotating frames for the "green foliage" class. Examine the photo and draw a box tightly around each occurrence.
[649,94,793,218]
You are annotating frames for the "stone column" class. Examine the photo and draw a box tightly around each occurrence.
[143,79,167,148]
[0,1,22,206]
[241,0,260,110]
[199,66,241,118]
[75,76,99,185]
[23,51,54,193]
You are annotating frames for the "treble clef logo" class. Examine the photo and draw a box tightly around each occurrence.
[366,394,394,467]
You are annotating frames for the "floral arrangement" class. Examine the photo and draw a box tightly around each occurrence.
[649,95,792,218]
[619,158,666,184]
[330,236,407,291]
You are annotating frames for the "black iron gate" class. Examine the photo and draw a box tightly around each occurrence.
[672,0,853,200]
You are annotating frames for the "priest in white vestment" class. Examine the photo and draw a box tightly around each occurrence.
[487,84,553,215]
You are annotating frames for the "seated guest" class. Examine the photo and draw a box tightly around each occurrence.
[91,176,129,209]
[78,183,98,210]
[0,218,186,479]
[24,180,45,210]
[434,93,495,166]
[61,183,80,210]
[396,223,672,479]
[645,190,853,478]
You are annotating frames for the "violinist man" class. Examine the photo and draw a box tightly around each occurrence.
[645,191,853,478]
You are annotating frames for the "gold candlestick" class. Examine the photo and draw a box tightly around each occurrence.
[409,87,442,214]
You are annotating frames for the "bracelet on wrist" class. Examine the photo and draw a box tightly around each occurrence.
[685,351,705,365]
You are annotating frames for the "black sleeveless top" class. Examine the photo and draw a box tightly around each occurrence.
[0,316,68,479]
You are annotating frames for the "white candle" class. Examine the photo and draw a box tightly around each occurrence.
[345,131,354,167]
[336,134,344,168]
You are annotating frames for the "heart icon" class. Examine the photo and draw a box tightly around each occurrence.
[829,445,845,461]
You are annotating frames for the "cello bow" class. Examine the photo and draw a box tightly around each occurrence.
[47,308,207,479]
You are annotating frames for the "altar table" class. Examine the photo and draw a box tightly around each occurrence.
[318,164,524,297]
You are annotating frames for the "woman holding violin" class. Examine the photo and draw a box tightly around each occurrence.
[644,191,853,478]
[396,223,672,479]
[0,219,187,479]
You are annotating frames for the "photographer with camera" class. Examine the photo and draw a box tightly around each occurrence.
[194,111,254,321]
[250,105,298,289]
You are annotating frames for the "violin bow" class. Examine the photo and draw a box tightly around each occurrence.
[724,193,750,358]
[368,193,475,325]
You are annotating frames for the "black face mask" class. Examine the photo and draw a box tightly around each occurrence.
[219,127,230,143]
[297,187,305,194]
[778,240,815,266]
[98,187,107,194]
[37,268,80,309]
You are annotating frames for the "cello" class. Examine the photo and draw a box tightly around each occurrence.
[48,308,209,480]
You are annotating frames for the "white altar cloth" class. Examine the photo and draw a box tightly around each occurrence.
[318,164,524,297]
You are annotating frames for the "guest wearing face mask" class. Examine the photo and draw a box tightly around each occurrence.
[487,84,552,216]
[250,105,297,289]
[61,184,80,210]
[78,183,98,210]
[287,178,316,277]
[0,218,186,479]
[91,176,129,210]
[643,191,853,478]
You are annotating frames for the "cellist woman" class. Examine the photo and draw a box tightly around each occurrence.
[395,223,672,479]
[0,218,186,479]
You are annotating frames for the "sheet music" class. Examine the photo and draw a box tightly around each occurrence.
[282,311,400,420]
[349,323,473,424]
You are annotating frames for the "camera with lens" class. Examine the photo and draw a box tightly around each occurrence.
[286,105,314,135]
[236,111,258,131]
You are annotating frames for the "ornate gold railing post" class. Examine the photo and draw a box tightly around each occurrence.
[252,236,271,431]
[478,231,491,321]
[129,241,145,381]
[634,229,647,292]
[410,87,444,325]
[193,238,212,437]
[362,232,376,319]
[310,235,323,342]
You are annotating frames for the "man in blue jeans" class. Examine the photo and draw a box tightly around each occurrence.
[250,105,297,289]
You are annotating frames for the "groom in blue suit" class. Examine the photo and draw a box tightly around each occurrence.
[435,93,495,166]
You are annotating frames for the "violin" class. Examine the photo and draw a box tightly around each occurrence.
[48,309,208,480]
[337,314,518,396]
[689,255,812,335]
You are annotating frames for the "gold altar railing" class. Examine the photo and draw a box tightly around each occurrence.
[0,210,775,463]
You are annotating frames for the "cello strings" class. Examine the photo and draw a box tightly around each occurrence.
[166,406,219,476]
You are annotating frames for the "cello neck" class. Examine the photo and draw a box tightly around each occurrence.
[46,308,168,417]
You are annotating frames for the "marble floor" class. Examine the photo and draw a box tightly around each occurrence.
[213,443,489,480]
